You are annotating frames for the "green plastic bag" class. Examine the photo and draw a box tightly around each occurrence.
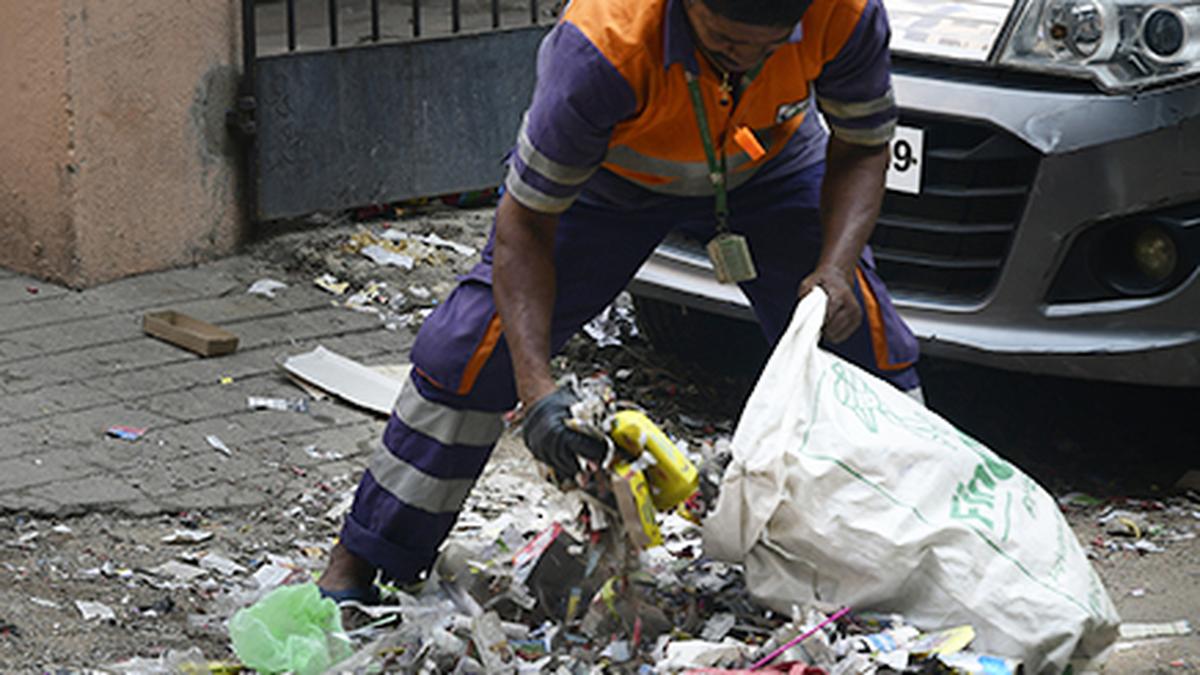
[228,583,353,675]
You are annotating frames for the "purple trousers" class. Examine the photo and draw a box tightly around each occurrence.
[340,163,920,583]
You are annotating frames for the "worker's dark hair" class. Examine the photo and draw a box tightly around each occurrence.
[700,0,811,27]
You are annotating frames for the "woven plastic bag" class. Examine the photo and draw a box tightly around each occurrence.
[228,583,352,675]
[703,290,1119,674]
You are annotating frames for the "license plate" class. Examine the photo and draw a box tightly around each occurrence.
[886,125,924,195]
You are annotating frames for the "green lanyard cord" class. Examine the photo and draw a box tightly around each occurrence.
[684,71,730,233]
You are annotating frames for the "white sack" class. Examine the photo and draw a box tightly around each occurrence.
[703,290,1119,674]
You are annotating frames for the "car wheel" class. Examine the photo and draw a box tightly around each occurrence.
[631,295,771,376]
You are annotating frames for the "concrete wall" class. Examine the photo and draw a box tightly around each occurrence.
[0,3,77,280]
[0,0,245,287]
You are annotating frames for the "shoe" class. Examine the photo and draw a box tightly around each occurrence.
[318,584,381,605]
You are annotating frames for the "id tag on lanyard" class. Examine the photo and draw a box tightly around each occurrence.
[707,232,757,284]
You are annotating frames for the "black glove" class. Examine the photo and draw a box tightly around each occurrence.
[522,387,608,484]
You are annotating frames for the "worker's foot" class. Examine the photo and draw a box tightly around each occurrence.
[317,542,378,603]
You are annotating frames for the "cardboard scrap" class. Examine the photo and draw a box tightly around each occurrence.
[280,346,405,417]
[143,311,238,357]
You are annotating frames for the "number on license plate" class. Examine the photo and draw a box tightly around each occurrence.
[886,125,924,195]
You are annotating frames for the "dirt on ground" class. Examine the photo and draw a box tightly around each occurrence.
[0,205,1196,672]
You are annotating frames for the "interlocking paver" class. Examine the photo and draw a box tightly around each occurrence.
[0,382,120,424]
[0,277,70,306]
[0,251,421,516]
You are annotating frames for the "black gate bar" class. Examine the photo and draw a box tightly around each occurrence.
[328,0,339,46]
[286,0,297,50]
[262,0,554,51]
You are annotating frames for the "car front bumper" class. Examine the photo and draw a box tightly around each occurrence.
[631,71,1200,387]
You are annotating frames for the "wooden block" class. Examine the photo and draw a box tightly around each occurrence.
[143,310,239,357]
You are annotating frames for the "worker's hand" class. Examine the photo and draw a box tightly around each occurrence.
[522,387,608,485]
[799,266,862,343]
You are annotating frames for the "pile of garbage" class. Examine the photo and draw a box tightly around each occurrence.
[171,371,1034,675]
[217,515,1025,675]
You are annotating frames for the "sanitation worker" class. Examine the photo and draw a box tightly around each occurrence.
[318,0,921,601]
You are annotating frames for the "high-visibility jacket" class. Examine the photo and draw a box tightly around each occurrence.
[505,0,897,214]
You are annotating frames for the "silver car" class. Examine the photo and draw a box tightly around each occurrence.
[630,0,1200,387]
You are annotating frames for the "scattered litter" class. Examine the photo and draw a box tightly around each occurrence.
[150,560,208,583]
[582,292,639,348]
[252,562,304,590]
[219,376,235,385]
[51,524,72,534]
[380,229,478,257]
[29,597,60,609]
[247,278,289,298]
[1129,588,1147,597]
[1130,540,1166,554]
[75,600,117,622]
[200,552,248,577]
[407,285,432,302]
[161,529,214,544]
[361,244,415,270]
[248,396,309,413]
[751,606,852,669]
[324,493,355,522]
[104,648,210,674]
[701,612,737,641]
[1119,620,1193,640]
[0,619,19,637]
[137,597,175,617]
[205,435,233,457]
[25,286,38,295]
[106,425,147,441]
[280,346,404,417]
[6,531,40,549]
[143,310,239,357]
[314,273,350,296]
[304,445,345,461]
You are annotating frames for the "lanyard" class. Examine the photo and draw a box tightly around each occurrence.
[684,71,730,233]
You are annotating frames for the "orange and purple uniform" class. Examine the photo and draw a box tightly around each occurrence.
[336,0,920,587]
[506,0,898,212]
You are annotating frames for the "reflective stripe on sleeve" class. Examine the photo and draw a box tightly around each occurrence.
[817,88,895,120]
[517,115,598,187]
[829,119,896,146]
[368,443,475,514]
[504,164,578,214]
[603,145,759,197]
[393,378,505,447]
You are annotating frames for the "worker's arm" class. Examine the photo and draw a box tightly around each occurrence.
[493,192,560,408]
[494,193,607,482]
[799,136,889,343]
[803,0,896,342]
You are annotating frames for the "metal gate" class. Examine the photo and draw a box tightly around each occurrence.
[232,0,552,221]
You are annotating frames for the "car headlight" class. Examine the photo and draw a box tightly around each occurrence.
[998,0,1200,91]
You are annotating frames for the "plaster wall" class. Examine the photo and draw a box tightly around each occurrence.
[67,0,245,286]
[0,3,77,280]
[1,0,245,287]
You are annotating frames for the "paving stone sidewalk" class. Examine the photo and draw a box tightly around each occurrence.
[0,257,410,517]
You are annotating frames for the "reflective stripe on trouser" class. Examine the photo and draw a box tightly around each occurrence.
[339,196,683,584]
[340,160,920,582]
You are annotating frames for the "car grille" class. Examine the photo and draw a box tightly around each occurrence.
[872,113,1041,300]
